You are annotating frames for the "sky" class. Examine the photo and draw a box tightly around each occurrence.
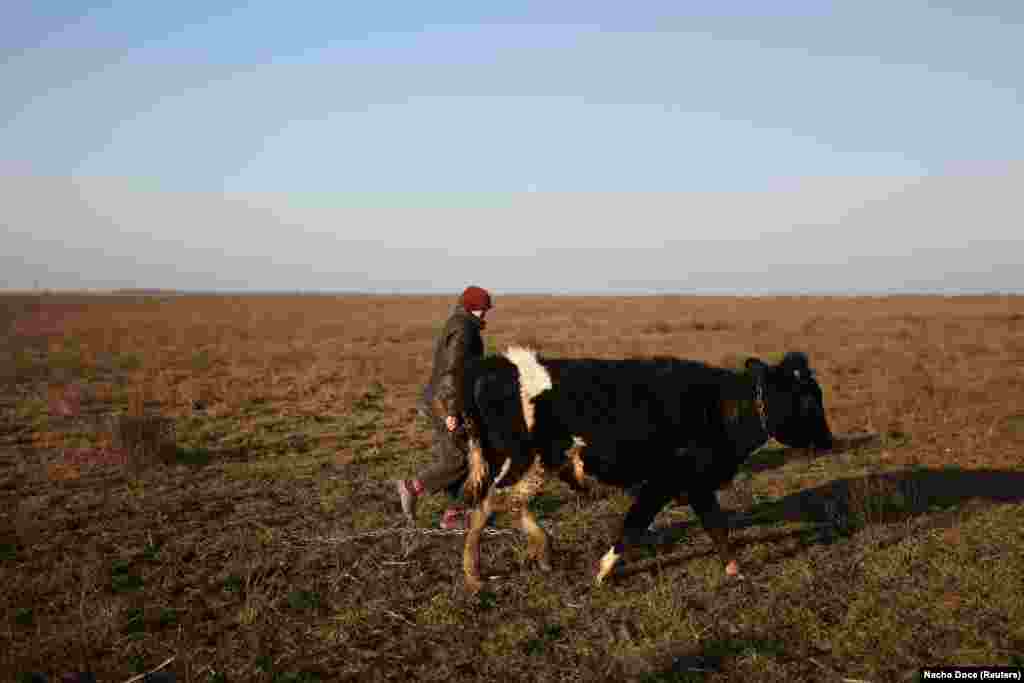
[2,1,1022,294]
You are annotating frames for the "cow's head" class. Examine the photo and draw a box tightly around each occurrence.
[746,352,833,450]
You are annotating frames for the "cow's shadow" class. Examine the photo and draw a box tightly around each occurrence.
[734,466,1024,531]
[611,467,1024,679]
[621,466,1024,579]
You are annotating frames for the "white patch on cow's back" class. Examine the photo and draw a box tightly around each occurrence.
[503,346,552,431]
[504,346,552,399]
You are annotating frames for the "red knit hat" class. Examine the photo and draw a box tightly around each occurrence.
[460,285,493,312]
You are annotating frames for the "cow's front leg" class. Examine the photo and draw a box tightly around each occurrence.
[595,481,673,586]
[519,508,552,572]
[688,487,742,579]
[462,498,493,594]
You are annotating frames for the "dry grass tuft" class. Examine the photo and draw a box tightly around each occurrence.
[113,414,177,471]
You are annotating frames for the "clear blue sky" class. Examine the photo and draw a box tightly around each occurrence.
[2,1,1022,293]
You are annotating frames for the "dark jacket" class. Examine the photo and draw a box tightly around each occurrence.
[422,304,486,419]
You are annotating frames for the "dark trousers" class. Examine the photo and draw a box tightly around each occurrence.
[416,410,469,500]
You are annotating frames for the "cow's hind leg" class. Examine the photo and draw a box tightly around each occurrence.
[463,497,494,595]
[519,508,552,572]
[688,487,742,579]
[595,481,674,586]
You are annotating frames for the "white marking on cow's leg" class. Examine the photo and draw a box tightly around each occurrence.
[503,346,552,431]
[595,545,621,586]
[520,508,552,572]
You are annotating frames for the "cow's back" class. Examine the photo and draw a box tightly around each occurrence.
[535,358,714,443]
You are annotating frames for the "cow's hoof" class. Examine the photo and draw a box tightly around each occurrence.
[594,563,617,587]
[594,547,622,587]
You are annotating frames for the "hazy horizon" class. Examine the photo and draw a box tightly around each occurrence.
[3,3,1022,295]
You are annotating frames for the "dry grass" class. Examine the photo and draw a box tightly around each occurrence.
[1,292,1023,681]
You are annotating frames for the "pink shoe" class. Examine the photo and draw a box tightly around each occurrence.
[439,507,469,530]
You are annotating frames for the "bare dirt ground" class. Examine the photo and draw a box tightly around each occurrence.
[1,293,1022,682]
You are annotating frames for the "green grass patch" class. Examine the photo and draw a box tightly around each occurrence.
[113,352,143,372]
[140,537,162,562]
[174,445,212,466]
[0,543,17,562]
[110,559,144,593]
[1005,414,1024,435]
[191,349,213,372]
[223,574,244,594]
[476,590,499,611]
[351,381,386,412]
[529,492,567,517]
[47,347,86,376]
[702,636,787,660]
[128,653,147,673]
[123,607,146,635]
[223,454,330,482]
[417,593,463,626]
[175,415,234,444]
[14,396,47,422]
[158,608,178,628]
[522,623,564,656]
[286,589,321,611]
[883,429,912,448]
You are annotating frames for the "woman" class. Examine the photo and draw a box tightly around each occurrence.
[395,285,493,529]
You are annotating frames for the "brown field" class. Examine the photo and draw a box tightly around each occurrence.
[1,293,1023,682]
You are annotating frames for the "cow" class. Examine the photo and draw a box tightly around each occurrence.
[455,346,834,594]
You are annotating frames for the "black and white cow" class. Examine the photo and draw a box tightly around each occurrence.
[456,346,834,593]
